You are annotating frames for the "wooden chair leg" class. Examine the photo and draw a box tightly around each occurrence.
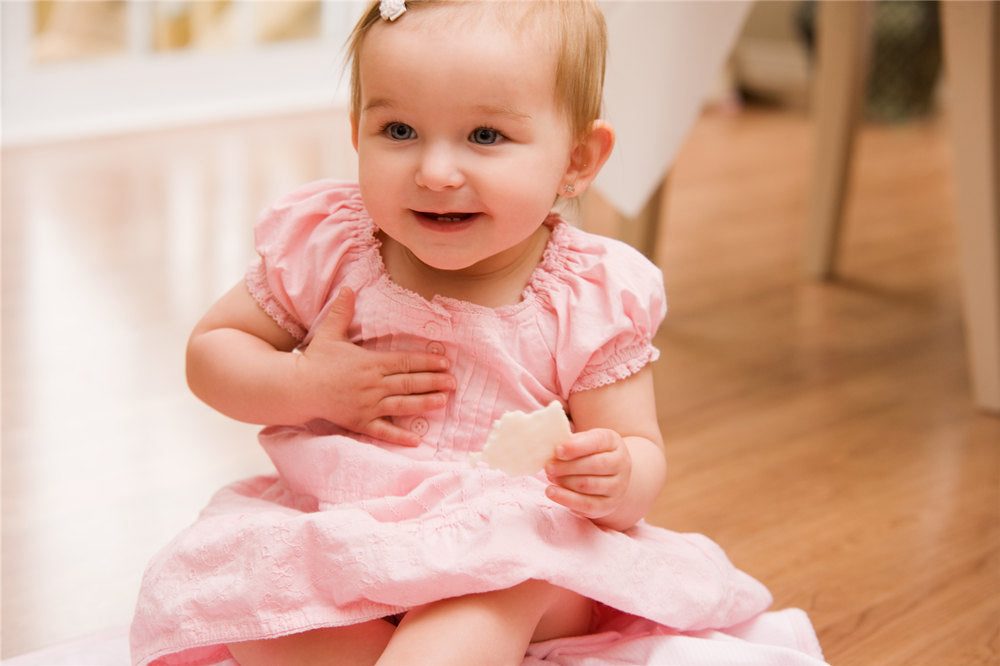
[940,1,1000,413]
[621,178,667,264]
[806,0,873,279]
[582,177,669,267]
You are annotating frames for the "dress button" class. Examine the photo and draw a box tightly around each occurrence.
[423,321,442,338]
[410,417,429,436]
[426,341,446,355]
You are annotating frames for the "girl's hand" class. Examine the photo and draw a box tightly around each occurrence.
[544,428,632,521]
[297,287,456,446]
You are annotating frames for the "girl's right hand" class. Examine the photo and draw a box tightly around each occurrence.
[296,287,456,446]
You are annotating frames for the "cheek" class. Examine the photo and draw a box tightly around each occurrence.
[358,152,404,210]
[491,154,567,202]
[358,140,407,179]
[357,148,387,187]
[357,180,394,233]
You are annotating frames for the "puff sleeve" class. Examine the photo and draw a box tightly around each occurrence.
[244,180,375,341]
[545,226,667,395]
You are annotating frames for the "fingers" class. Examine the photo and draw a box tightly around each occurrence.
[362,418,423,447]
[545,429,631,519]
[372,355,456,417]
[544,473,628,519]
[379,349,451,376]
[552,429,617,462]
[377,389,449,417]
[383,367,456,398]
[546,430,621,479]
[546,469,620,496]
[313,287,356,342]
[545,484,618,519]
[297,290,460,443]
[548,449,619,477]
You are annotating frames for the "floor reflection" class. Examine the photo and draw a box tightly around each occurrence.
[1,108,356,656]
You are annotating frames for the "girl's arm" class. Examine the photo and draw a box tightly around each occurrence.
[186,282,455,445]
[545,367,666,531]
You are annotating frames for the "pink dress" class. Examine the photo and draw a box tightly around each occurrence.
[130,181,825,665]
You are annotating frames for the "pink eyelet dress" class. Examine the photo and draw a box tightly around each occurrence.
[130,181,826,665]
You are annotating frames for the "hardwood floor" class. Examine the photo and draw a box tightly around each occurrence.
[647,108,999,665]
[2,105,997,663]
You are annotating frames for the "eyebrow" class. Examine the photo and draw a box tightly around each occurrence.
[363,98,531,121]
[472,104,532,120]
[362,98,396,113]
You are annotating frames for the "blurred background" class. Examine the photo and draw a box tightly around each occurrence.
[3,0,945,144]
[3,1,997,664]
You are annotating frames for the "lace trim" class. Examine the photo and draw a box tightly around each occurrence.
[245,262,308,341]
[571,344,660,394]
[247,185,376,341]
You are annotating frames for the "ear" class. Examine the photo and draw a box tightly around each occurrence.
[350,114,360,152]
[560,120,615,198]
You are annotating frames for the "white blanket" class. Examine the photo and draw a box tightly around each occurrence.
[4,611,825,666]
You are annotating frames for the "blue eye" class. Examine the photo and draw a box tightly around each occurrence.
[384,122,416,141]
[469,127,502,145]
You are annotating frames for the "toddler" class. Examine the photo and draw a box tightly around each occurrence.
[131,2,825,665]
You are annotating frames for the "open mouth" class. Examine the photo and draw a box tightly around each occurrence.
[416,211,475,223]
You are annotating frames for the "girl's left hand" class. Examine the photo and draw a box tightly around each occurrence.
[544,428,631,521]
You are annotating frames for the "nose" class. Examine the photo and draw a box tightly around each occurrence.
[414,142,464,191]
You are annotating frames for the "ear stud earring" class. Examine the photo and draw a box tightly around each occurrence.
[563,184,576,195]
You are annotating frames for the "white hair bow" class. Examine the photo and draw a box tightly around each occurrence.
[380,0,406,21]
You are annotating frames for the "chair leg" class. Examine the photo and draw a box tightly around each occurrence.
[620,178,667,265]
[805,0,873,279]
[941,1,1000,413]
[581,177,668,267]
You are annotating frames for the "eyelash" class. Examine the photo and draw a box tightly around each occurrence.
[378,122,506,145]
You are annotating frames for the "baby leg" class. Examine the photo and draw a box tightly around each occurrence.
[227,618,395,666]
[375,580,593,666]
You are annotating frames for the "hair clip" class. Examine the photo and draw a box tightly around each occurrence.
[380,0,406,21]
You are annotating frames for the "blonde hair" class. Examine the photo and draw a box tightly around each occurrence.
[347,0,607,140]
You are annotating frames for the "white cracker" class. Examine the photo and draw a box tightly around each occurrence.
[470,401,571,476]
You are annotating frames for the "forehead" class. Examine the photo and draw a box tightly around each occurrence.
[358,4,559,107]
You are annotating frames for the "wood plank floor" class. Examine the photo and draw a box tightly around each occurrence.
[647,107,1000,665]
[2,105,998,663]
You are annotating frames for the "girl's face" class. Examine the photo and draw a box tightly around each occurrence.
[352,6,578,279]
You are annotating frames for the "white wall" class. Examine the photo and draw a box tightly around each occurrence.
[1,1,365,146]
